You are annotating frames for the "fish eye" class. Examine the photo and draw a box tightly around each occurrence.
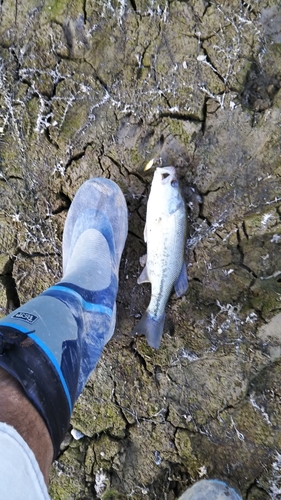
[161,173,170,180]
[171,179,178,188]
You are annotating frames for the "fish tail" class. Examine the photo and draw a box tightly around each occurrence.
[131,311,165,349]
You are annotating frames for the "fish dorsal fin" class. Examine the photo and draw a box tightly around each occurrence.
[174,262,188,297]
[137,265,150,284]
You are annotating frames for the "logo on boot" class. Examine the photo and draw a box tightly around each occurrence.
[12,311,38,324]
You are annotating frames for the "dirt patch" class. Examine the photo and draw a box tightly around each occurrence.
[1,1,281,499]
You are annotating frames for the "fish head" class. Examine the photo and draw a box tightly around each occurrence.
[155,166,177,185]
[150,166,184,216]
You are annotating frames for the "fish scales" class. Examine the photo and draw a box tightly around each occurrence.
[132,166,188,349]
[147,209,185,318]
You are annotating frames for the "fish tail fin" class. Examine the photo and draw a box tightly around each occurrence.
[131,311,165,349]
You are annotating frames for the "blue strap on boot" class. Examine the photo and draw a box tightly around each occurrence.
[0,178,128,458]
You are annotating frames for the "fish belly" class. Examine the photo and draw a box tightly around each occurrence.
[146,211,185,320]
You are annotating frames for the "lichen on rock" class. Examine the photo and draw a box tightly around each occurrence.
[0,0,281,499]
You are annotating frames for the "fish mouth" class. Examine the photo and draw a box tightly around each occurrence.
[156,166,177,185]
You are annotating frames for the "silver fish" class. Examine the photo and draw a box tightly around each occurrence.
[132,166,188,349]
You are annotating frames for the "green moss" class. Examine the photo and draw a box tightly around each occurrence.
[175,429,198,476]
[59,102,89,141]
[102,490,126,500]
[43,0,67,21]
[250,276,281,318]
[166,119,193,148]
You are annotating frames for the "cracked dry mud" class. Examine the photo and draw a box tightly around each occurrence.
[0,1,281,499]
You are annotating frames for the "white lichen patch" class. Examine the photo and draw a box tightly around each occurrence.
[249,393,272,426]
[269,452,281,499]
[198,465,207,477]
[271,234,281,243]
[94,469,109,497]
[207,301,243,336]
[262,213,274,226]
[231,417,244,441]
[245,312,258,323]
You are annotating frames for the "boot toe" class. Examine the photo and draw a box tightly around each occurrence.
[63,178,128,274]
[178,479,242,500]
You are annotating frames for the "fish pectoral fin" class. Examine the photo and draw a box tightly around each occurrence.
[174,262,188,298]
[137,265,150,284]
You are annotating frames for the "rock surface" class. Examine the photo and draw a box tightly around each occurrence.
[0,1,281,499]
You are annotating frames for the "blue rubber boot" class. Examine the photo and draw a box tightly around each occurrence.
[0,178,128,458]
[178,480,242,500]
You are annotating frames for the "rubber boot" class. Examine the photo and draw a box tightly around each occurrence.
[0,178,128,458]
[178,479,242,500]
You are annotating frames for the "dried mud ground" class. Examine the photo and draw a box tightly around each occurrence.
[1,1,281,499]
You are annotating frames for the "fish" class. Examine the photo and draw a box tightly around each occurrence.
[132,166,188,349]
